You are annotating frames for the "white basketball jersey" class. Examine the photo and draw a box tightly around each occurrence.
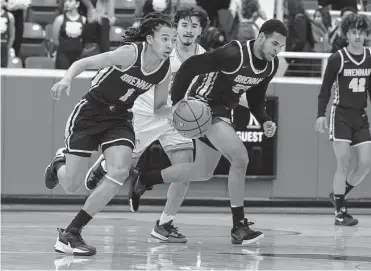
[132,43,206,115]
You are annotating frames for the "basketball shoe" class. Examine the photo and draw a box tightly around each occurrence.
[150,220,187,243]
[54,228,96,256]
[334,208,358,226]
[45,148,66,189]
[128,168,147,212]
[231,218,264,245]
[85,154,106,191]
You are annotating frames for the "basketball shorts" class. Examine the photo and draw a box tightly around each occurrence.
[133,114,193,157]
[64,97,135,157]
[329,105,371,146]
[198,103,233,150]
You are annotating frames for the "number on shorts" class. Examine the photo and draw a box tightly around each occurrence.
[119,88,136,102]
[349,78,366,92]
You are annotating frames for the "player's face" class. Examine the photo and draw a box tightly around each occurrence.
[260,32,286,61]
[346,28,367,49]
[64,0,79,11]
[148,25,177,60]
[177,16,202,46]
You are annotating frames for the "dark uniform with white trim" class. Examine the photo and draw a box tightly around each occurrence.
[318,47,371,146]
[171,40,279,149]
[65,42,170,156]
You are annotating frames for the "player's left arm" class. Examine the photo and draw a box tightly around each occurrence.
[244,58,279,137]
[153,67,172,118]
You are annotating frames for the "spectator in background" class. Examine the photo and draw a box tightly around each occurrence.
[329,6,357,53]
[7,0,30,57]
[1,0,15,67]
[311,7,331,52]
[283,0,315,77]
[135,0,174,17]
[77,0,115,54]
[53,0,85,69]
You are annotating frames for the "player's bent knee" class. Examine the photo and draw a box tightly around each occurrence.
[230,151,249,168]
[106,167,130,186]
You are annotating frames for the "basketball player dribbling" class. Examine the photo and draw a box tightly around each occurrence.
[127,19,287,245]
[84,5,209,243]
[316,14,371,226]
[44,12,177,256]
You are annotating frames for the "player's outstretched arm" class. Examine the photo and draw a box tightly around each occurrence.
[171,41,242,105]
[315,52,341,133]
[50,45,137,100]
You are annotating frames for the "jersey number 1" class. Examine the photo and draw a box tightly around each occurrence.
[119,88,136,102]
[349,78,366,92]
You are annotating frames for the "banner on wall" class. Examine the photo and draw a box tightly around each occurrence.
[144,97,278,179]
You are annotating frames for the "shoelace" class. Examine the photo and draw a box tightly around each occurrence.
[342,212,354,219]
[164,223,182,237]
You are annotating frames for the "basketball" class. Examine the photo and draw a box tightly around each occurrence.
[172,99,212,139]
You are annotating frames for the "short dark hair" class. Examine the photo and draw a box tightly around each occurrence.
[341,6,358,17]
[341,13,371,36]
[174,5,209,30]
[259,19,288,37]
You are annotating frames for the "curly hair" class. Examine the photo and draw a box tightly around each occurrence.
[122,12,174,43]
[341,13,371,37]
[173,4,209,30]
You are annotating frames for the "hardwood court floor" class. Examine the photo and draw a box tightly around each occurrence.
[1,205,371,270]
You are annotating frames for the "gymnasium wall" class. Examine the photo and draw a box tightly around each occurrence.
[1,69,371,202]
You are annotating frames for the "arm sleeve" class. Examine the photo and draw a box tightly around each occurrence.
[317,52,341,117]
[171,41,242,105]
[244,57,279,124]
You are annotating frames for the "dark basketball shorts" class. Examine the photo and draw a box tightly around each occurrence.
[197,103,233,150]
[329,105,371,146]
[64,98,135,157]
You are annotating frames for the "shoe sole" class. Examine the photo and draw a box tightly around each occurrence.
[335,220,359,226]
[84,155,104,191]
[128,171,140,213]
[44,163,58,189]
[150,229,188,243]
[54,238,96,256]
[231,233,264,245]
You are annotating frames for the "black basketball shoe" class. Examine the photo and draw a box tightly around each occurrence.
[334,209,358,226]
[54,228,96,256]
[150,220,187,243]
[231,218,264,245]
[45,148,66,189]
[85,155,106,191]
[127,168,153,212]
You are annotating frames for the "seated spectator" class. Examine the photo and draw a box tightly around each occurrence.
[329,6,357,53]
[53,0,86,69]
[7,0,30,57]
[311,7,331,52]
[1,0,15,68]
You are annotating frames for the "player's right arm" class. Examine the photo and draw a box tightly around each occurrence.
[315,52,341,133]
[50,45,137,99]
[171,41,242,105]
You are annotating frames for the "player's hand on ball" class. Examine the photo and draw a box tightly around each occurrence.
[263,121,276,137]
[315,117,328,133]
[51,80,71,100]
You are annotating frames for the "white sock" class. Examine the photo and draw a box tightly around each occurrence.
[101,159,107,172]
[159,212,175,225]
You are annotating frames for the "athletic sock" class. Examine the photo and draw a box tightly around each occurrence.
[66,209,92,232]
[159,212,175,225]
[344,181,354,196]
[231,206,244,226]
[334,194,345,213]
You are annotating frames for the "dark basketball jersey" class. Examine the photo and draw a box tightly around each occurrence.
[333,47,371,109]
[188,40,276,109]
[85,42,170,109]
[1,11,10,45]
[318,47,371,117]
[59,14,84,52]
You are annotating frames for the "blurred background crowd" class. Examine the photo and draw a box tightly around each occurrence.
[1,0,370,76]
